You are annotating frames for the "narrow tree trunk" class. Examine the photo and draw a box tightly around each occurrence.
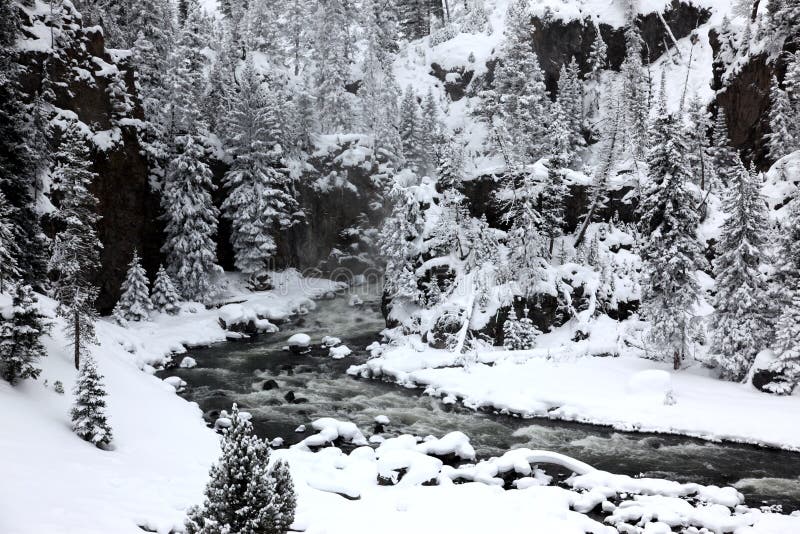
[74,310,80,370]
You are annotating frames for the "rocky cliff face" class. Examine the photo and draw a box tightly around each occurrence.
[17,2,157,312]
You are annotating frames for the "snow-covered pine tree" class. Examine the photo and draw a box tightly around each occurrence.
[161,135,222,303]
[766,290,800,395]
[279,0,313,75]
[503,306,540,350]
[360,7,404,171]
[151,265,181,315]
[506,171,548,297]
[766,75,798,162]
[49,127,102,370]
[557,57,584,152]
[711,161,772,381]
[222,60,299,286]
[639,84,707,370]
[766,0,800,50]
[113,250,152,323]
[312,0,353,133]
[0,192,19,291]
[0,2,47,287]
[270,459,297,533]
[0,284,49,384]
[683,95,713,191]
[483,0,549,163]
[240,0,280,55]
[202,32,237,138]
[71,355,113,448]
[400,86,425,173]
[620,0,650,158]
[162,0,210,138]
[785,52,800,120]
[465,214,500,272]
[398,0,432,40]
[585,24,608,133]
[185,404,290,533]
[419,88,443,175]
[542,101,570,256]
[710,110,738,189]
[380,185,424,305]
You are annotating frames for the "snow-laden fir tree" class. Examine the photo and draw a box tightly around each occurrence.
[0,0,48,287]
[506,171,548,297]
[639,82,707,370]
[151,265,181,315]
[766,289,800,394]
[711,162,772,381]
[710,110,738,188]
[400,86,425,173]
[312,0,353,133]
[0,192,19,291]
[465,214,500,272]
[186,404,294,533]
[279,0,313,75]
[419,88,443,175]
[161,135,222,303]
[221,60,299,287]
[557,57,584,152]
[113,250,152,323]
[683,95,713,191]
[586,24,607,121]
[379,184,424,305]
[503,306,540,350]
[49,127,102,370]
[240,0,280,55]
[541,102,571,255]
[766,75,798,162]
[620,0,650,157]
[0,284,49,384]
[270,459,297,533]
[360,8,404,171]
[481,0,549,164]
[71,355,113,448]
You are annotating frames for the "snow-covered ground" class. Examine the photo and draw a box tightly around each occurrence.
[350,317,800,452]
[2,272,800,533]
[0,271,343,534]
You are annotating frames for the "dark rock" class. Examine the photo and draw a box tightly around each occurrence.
[284,391,296,403]
[262,379,279,391]
[16,4,157,312]
[292,397,309,404]
[429,63,474,101]
[752,368,796,395]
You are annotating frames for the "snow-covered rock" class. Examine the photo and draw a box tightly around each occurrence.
[179,356,197,369]
[329,345,352,359]
[321,335,341,347]
[287,333,312,354]
[163,376,187,392]
[374,415,390,425]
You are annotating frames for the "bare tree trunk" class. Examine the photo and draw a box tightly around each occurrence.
[74,310,80,370]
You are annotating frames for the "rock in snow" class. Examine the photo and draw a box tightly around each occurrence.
[287,333,312,354]
[163,376,186,392]
[179,356,197,368]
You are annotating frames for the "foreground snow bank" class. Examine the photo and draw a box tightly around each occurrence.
[0,295,220,534]
[274,418,800,534]
[350,332,800,451]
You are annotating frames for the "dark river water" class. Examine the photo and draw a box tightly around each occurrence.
[159,287,800,512]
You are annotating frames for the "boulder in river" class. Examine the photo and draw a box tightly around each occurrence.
[287,333,312,354]
[262,379,279,391]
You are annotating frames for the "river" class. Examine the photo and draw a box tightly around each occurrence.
[159,287,800,512]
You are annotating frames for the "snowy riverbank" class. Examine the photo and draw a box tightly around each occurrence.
[349,317,800,452]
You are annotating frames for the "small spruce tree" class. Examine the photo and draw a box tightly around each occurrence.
[113,250,152,323]
[71,355,113,448]
[0,284,49,384]
[151,265,181,315]
[186,404,293,533]
[271,459,297,533]
[766,291,800,395]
